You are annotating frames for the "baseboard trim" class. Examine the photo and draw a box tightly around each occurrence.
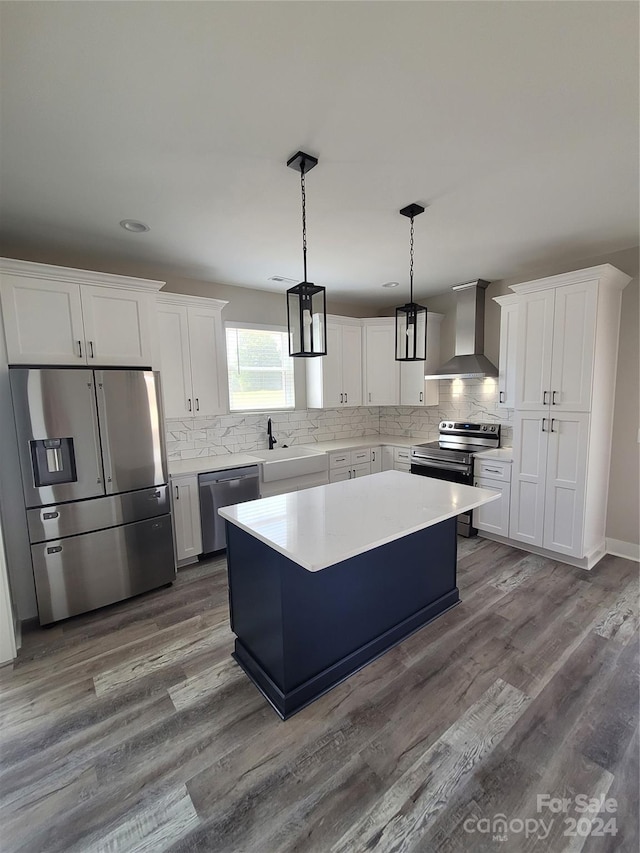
[477,532,602,570]
[605,538,640,562]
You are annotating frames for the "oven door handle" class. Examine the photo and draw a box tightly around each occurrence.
[411,457,470,474]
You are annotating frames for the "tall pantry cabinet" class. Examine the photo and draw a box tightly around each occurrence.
[506,264,630,567]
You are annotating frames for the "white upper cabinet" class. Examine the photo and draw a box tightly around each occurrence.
[80,285,153,366]
[341,323,363,406]
[0,273,85,364]
[514,289,555,410]
[156,294,228,419]
[362,318,399,406]
[548,282,598,412]
[156,303,193,418]
[0,259,162,367]
[493,295,519,409]
[399,312,443,406]
[513,280,597,412]
[306,317,362,408]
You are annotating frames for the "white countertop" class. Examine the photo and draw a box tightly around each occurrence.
[473,448,513,462]
[308,434,416,452]
[219,471,500,572]
[168,435,421,477]
[168,453,262,477]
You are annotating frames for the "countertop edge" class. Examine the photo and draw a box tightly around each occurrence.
[219,483,500,572]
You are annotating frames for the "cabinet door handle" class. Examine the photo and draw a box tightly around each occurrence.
[195,398,199,412]
[552,391,558,405]
[340,393,343,404]
[88,340,94,358]
[419,391,423,403]
[550,418,556,433]
[369,392,372,403]
[345,392,348,404]
[541,418,546,432]
[187,398,192,412]
[348,469,352,479]
[543,390,549,405]
[77,340,83,358]
[499,391,505,404]
[372,450,376,462]
[175,485,179,500]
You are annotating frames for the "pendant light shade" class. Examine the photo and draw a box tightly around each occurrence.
[286,151,327,357]
[395,203,428,362]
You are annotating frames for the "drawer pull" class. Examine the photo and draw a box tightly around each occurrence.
[43,511,59,520]
[483,467,501,474]
[47,545,62,554]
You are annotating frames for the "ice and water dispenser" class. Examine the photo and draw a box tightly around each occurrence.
[29,437,77,487]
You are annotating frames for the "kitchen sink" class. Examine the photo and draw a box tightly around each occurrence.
[252,447,328,482]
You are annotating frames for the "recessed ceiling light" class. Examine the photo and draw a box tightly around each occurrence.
[382,281,400,288]
[120,220,150,233]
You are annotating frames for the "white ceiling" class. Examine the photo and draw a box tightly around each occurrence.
[0,1,638,304]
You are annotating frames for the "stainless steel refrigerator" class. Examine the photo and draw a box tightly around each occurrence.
[10,368,176,624]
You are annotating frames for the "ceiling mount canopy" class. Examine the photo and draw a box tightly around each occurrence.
[285,150,326,358]
[395,203,428,362]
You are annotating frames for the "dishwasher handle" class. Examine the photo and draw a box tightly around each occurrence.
[212,473,256,484]
[198,466,260,485]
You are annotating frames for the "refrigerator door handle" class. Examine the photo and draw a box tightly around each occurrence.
[95,376,115,491]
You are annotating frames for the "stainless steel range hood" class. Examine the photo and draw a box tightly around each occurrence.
[425,280,498,379]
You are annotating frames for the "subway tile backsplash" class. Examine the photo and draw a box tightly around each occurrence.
[165,379,513,460]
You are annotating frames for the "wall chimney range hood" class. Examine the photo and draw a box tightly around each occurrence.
[425,280,498,379]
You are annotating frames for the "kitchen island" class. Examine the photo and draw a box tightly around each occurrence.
[219,471,499,718]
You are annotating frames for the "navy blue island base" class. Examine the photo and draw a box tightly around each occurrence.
[225,515,459,719]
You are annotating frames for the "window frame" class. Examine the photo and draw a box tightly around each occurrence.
[224,322,296,413]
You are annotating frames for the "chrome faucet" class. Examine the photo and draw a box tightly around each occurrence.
[267,417,277,450]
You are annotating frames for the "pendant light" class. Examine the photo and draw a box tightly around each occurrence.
[395,203,428,361]
[285,150,327,357]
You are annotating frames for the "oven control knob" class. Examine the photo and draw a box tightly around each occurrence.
[482,426,487,431]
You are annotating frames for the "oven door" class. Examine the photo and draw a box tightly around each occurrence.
[410,458,472,486]
[410,459,476,536]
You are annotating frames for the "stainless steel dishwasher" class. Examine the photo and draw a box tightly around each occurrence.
[199,466,260,553]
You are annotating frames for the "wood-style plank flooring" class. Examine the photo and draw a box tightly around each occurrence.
[0,538,638,852]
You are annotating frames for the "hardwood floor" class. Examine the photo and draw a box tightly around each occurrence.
[0,538,637,852]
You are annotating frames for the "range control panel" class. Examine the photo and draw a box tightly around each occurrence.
[439,421,500,436]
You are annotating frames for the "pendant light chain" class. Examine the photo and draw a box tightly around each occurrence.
[301,162,308,283]
[409,214,415,303]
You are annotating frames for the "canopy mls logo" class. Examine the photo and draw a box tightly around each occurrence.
[463,795,619,842]
[462,814,553,842]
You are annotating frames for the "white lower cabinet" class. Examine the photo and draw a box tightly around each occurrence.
[171,475,202,565]
[329,448,372,482]
[380,446,412,472]
[474,458,512,537]
[393,447,411,472]
[509,411,589,557]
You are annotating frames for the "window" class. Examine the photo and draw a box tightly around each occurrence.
[226,325,295,412]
